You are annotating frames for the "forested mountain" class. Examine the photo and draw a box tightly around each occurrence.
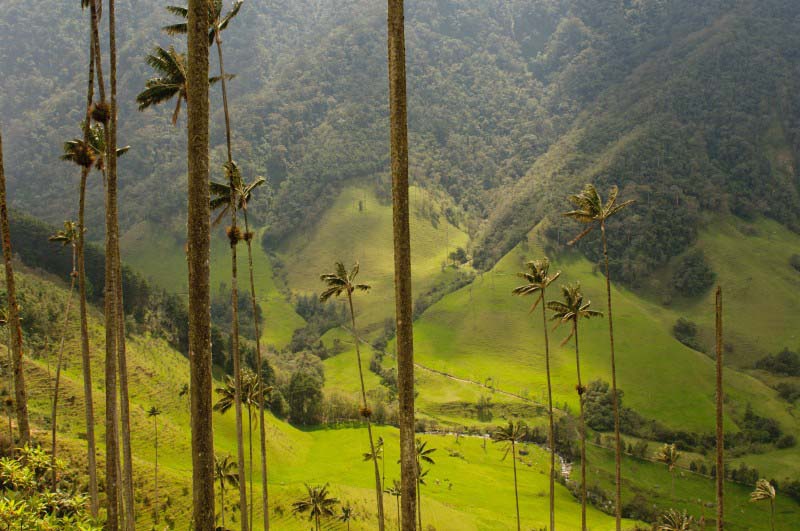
[3,0,798,282]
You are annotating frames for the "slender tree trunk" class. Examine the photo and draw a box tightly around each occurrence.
[0,130,30,446]
[540,294,555,531]
[416,477,422,530]
[347,293,385,529]
[512,441,520,531]
[187,0,215,526]
[103,185,120,530]
[51,251,77,490]
[396,495,400,531]
[715,287,724,531]
[242,210,270,530]
[107,1,135,525]
[5,327,12,443]
[248,405,253,531]
[220,480,226,530]
[387,2,416,528]
[770,499,774,531]
[601,223,622,531]
[229,192,249,531]
[215,35,233,165]
[574,325,587,531]
[154,416,159,524]
[78,17,99,513]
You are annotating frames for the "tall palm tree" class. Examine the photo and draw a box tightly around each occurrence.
[492,421,527,531]
[547,282,602,530]
[292,483,339,531]
[186,0,215,526]
[106,0,136,524]
[215,454,239,530]
[387,2,416,528]
[0,309,12,443]
[339,504,354,531]
[565,184,634,530]
[320,262,384,529]
[162,0,242,160]
[63,124,130,176]
[750,479,776,531]
[210,158,269,531]
[136,46,226,125]
[414,438,436,530]
[714,286,724,531]
[48,221,80,489]
[655,443,681,502]
[513,257,560,530]
[384,480,402,531]
[0,129,30,446]
[147,406,162,524]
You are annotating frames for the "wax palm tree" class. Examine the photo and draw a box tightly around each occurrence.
[414,438,436,529]
[320,262,384,529]
[512,257,560,530]
[62,124,129,176]
[0,309,11,443]
[658,509,695,531]
[0,130,30,446]
[750,479,776,531]
[292,483,339,531]
[339,504,354,531]
[147,406,162,523]
[136,46,227,126]
[47,221,80,489]
[655,443,681,502]
[215,454,239,530]
[384,480,401,530]
[387,2,416,527]
[714,287,724,530]
[185,0,215,527]
[547,282,602,530]
[565,183,633,530]
[163,0,242,162]
[68,0,100,514]
[106,0,136,523]
[492,421,527,531]
[210,162,270,529]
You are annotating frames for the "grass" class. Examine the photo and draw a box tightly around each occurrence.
[278,183,469,334]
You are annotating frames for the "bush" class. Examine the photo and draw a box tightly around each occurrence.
[672,317,703,351]
[776,382,800,403]
[755,348,800,376]
[790,254,800,272]
[672,250,716,296]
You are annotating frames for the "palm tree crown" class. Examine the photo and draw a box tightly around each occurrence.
[319,262,371,302]
[62,123,129,172]
[292,483,339,525]
[49,221,81,248]
[655,443,681,472]
[163,0,243,45]
[512,257,561,311]
[210,161,266,225]
[547,283,603,345]
[492,421,527,456]
[214,454,239,489]
[564,184,635,245]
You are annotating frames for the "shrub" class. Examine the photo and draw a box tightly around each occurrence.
[672,250,716,296]
[755,348,800,376]
[790,254,800,272]
[672,317,703,351]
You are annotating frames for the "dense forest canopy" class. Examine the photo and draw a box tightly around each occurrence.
[1,0,798,283]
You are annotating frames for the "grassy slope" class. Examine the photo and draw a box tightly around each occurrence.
[279,184,469,334]
[409,228,794,436]
[121,222,304,349]
[8,267,627,529]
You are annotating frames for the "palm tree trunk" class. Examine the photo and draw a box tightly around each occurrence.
[187,0,215,526]
[540,294,555,531]
[248,405,254,531]
[387,2,416,529]
[103,196,120,530]
[229,194,249,531]
[107,0,135,525]
[347,293,385,530]
[0,130,31,447]
[220,480,226,530]
[154,416,159,524]
[601,222,622,531]
[715,287,724,531]
[770,498,774,531]
[396,495,400,531]
[512,441,520,531]
[78,19,99,514]
[51,253,77,490]
[5,327,12,443]
[574,325,587,531]
[416,478,422,530]
[242,209,270,531]
[214,35,233,165]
